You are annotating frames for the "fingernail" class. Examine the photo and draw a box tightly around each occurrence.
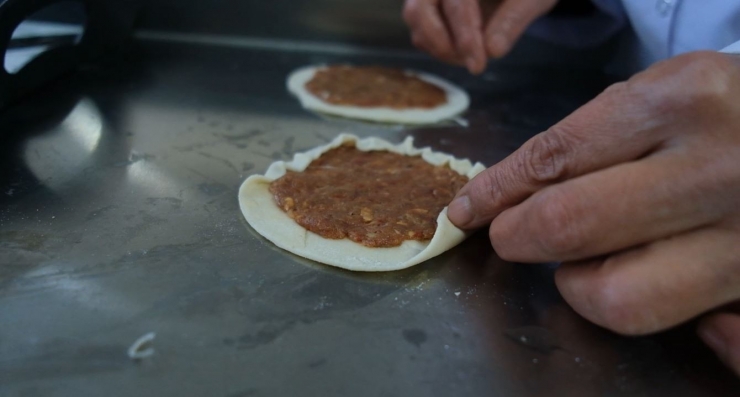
[699,323,728,361]
[489,34,509,57]
[448,195,474,227]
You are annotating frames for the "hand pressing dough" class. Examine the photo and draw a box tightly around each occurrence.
[239,134,485,272]
[287,65,470,124]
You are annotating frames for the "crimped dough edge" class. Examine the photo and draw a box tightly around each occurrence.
[239,133,486,271]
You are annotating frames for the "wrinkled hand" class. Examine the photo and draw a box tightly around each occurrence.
[447,51,740,374]
[402,0,558,74]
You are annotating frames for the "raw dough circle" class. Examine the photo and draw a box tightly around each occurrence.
[239,134,485,272]
[287,66,470,124]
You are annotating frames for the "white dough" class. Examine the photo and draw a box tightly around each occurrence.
[287,65,470,124]
[238,134,486,272]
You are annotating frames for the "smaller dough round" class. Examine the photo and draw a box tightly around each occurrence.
[287,66,470,124]
[239,134,486,272]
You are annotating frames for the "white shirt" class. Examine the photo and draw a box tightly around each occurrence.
[528,0,740,70]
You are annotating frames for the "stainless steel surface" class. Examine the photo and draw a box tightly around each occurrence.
[1,40,739,396]
[137,0,409,47]
[133,0,620,70]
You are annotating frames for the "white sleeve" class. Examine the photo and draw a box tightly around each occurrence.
[526,0,627,49]
[720,40,740,54]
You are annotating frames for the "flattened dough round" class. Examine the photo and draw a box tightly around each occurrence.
[239,134,485,272]
[287,66,470,124]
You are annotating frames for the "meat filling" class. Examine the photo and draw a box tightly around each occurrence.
[269,144,468,247]
[305,66,447,109]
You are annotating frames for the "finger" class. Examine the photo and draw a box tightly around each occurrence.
[488,147,740,262]
[699,311,740,375]
[442,0,487,74]
[411,32,463,65]
[554,227,740,335]
[448,82,673,229]
[484,0,558,58]
[403,0,461,62]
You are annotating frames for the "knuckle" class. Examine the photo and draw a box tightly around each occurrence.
[619,81,660,112]
[471,168,508,213]
[587,269,654,335]
[520,130,571,184]
[531,189,585,256]
[681,53,734,104]
[577,255,668,336]
[480,168,506,208]
[629,52,736,114]
[589,282,642,335]
[681,51,735,76]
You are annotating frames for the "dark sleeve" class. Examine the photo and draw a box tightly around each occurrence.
[526,0,628,49]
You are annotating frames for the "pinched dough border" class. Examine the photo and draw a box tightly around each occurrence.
[287,65,470,124]
[239,134,486,272]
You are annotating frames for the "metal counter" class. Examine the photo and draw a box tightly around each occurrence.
[1,38,739,396]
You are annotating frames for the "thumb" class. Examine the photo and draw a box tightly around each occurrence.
[484,0,558,58]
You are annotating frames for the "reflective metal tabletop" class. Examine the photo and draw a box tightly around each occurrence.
[1,39,738,396]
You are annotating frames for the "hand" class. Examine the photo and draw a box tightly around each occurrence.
[402,0,558,74]
[447,51,740,374]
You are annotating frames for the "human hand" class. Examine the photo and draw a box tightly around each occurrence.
[447,51,740,374]
[402,0,558,74]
